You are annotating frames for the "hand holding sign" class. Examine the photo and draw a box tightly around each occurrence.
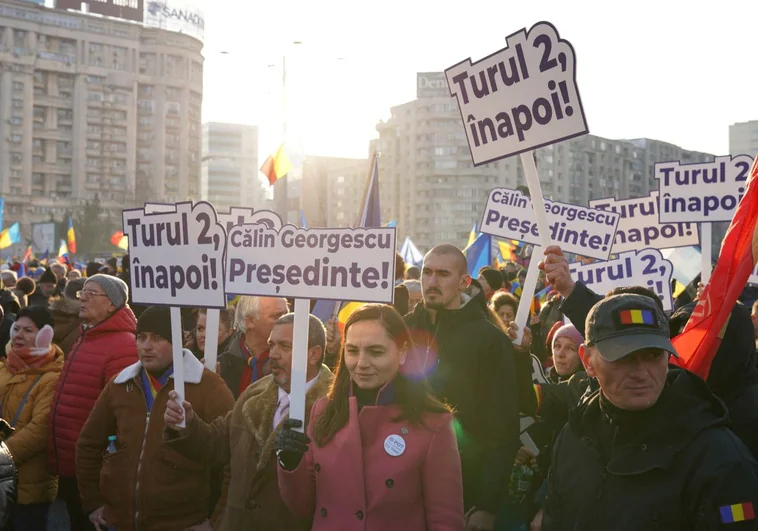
[446,21,587,164]
[539,245,576,298]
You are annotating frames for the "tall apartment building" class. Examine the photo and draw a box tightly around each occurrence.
[0,0,203,240]
[297,155,370,228]
[201,122,263,214]
[729,120,758,158]
[373,72,716,252]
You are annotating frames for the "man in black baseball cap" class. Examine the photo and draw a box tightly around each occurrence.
[542,293,758,531]
[581,293,676,411]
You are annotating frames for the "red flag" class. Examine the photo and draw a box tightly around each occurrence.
[672,156,758,379]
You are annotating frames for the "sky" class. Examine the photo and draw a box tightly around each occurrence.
[201,0,758,160]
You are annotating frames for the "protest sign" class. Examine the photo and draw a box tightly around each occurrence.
[569,248,674,311]
[481,188,619,260]
[445,21,587,165]
[590,192,699,254]
[127,201,227,426]
[225,220,397,303]
[226,212,396,432]
[749,262,758,285]
[656,155,753,224]
[123,201,227,308]
[216,207,283,235]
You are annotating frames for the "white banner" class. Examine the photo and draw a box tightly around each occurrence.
[445,21,588,165]
[656,155,753,223]
[216,207,282,235]
[480,187,619,260]
[569,248,674,311]
[225,213,397,303]
[590,192,699,254]
[123,201,226,308]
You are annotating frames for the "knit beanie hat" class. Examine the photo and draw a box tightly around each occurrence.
[136,306,172,343]
[39,268,56,285]
[86,262,101,278]
[552,324,584,350]
[85,274,128,308]
[479,268,504,291]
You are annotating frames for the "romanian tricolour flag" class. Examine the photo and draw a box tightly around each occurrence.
[22,246,32,263]
[110,231,128,250]
[58,240,69,259]
[672,155,758,379]
[720,502,755,524]
[260,144,293,186]
[67,217,76,254]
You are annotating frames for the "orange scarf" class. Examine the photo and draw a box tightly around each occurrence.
[6,344,55,375]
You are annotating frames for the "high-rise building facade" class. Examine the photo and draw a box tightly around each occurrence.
[0,0,203,238]
[201,122,263,213]
[373,72,716,252]
[729,120,758,158]
[298,156,370,228]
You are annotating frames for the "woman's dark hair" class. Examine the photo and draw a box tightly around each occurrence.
[395,252,406,281]
[17,306,55,330]
[313,304,451,447]
[198,307,236,331]
[491,291,519,315]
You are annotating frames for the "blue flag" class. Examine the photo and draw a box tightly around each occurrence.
[355,154,381,228]
[464,233,491,278]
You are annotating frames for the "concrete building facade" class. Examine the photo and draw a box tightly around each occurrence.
[201,122,263,214]
[0,0,203,238]
[373,73,716,252]
[729,120,758,158]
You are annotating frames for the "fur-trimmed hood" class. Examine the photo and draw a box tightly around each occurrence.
[242,364,333,472]
[50,297,80,317]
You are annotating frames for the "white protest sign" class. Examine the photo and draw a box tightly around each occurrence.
[748,263,758,285]
[445,21,587,165]
[226,216,397,303]
[216,207,283,235]
[569,248,674,311]
[589,192,699,254]
[656,155,753,223]
[123,201,227,308]
[481,188,619,260]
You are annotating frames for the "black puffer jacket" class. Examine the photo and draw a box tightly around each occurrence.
[670,301,758,458]
[0,441,17,527]
[544,370,758,531]
[562,283,758,458]
[405,289,520,513]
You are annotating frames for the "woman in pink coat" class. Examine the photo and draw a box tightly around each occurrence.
[276,304,464,531]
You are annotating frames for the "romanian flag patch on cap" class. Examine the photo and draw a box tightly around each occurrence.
[720,502,755,523]
[618,309,656,326]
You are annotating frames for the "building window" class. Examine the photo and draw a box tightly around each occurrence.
[12,99,23,109]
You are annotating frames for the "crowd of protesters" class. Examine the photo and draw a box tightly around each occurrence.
[0,243,753,530]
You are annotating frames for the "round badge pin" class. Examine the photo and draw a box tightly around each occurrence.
[384,434,406,457]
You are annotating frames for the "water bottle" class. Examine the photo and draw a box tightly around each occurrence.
[508,463,535,504]
[106,435,117,454]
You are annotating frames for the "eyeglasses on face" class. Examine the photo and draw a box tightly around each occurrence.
[77,289,109,300]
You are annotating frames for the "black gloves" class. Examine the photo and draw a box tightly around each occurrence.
[275,418,311,471]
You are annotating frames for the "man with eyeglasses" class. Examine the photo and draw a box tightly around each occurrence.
[48,274,138,530]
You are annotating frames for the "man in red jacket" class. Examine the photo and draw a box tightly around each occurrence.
[48,274,137,530]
